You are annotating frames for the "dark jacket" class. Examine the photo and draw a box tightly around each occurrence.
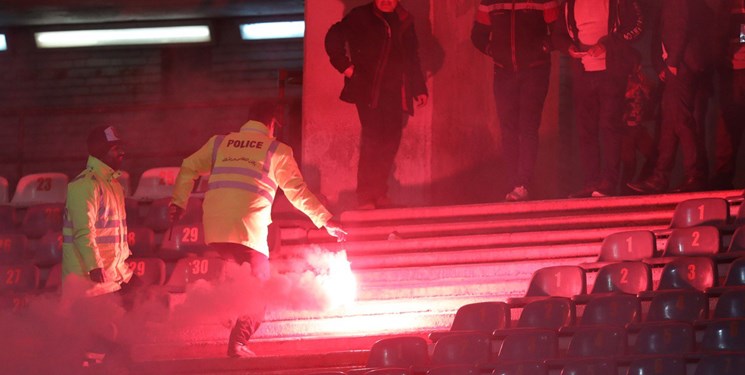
[471,0,561,71]
[553,0,644,77]
[324,3,428,115]
[650,0,718,74]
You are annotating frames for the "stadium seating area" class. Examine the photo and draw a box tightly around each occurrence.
[1,169,744,374]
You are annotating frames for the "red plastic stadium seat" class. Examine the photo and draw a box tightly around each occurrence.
[158,223,209,260]
[0,233,28,265]
[430,301,510,342]
[22,203,64,239]
[713,289,745,319]
[515,297,575,330]
[365,369,409,375]
[426,365,480,375]
[627,356,686,375]
[644,290,708,322]
[132,167,180,202]
[165,255,226,292]
[497,329,558,362]
[367,336,430,368]
[126,226,156,257]
[630,321,695,355]
[669,198,729,229]
[559,360,617,375]
[650,257,717,293]
[583,230,656,269]
[575,294,641,327]
[700,318,745,353]
[10,172,68,207]
[0,263,40,293]
[717,226,745,262]
[694,353,745,375]
[586,261,652,295]
[661,226,720,257]
[143,198,172,233]
[707,256,745,295]
[30,231,62,267]
[430,332,491,366]
[490,363,547,375]
[126,257,166,286]
[564,326,626,358]
[507,266,586,307]
[0,205,15,233]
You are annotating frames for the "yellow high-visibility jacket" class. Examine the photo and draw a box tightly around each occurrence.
[62,156,133,297]
[171,120,332,257]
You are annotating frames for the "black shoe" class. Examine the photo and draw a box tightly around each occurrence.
[669,178,707,193]
[228,342,256,358]
[568,186,596,198]
[627,177,667,194]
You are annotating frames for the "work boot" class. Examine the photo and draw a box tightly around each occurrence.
[505,186,529,202]
[627,174,668,194]
[669,177,707,193]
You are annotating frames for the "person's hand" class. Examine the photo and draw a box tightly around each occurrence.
[343,65,354,78]
[324,220,348,242]
[658,69,666,82]
[414,94,428,108]
[568,45,586,59]
[89,268,106,283]
[587,42,606,57]
[666,64,678,77]
[168,203,184,223]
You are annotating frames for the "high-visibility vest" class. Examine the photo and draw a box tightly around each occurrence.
[62,156,132,297]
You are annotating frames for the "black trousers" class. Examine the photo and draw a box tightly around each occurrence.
[493,64,551,189]
[355,101,406,205]
[572,65,626,192]
[653,66,708,182]
[210,242,270,345]
[713,68,745,188]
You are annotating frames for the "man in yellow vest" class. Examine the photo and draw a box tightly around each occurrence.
[169,100,347,358]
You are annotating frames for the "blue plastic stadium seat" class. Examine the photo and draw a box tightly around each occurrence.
[143,198,172,233]
[430,332,492,366]
[669,198,729,229]
[507,266,586,307]
[21,203,64,239]
[564,325,627,358]
[694,353,745,375]
[626,356,686,375]
[497,328,558,362]
[30,231,62,267]
[644,290,708,322]
[367,336,430,368]
[700,318,745,353]
[575,294,641,327]
[630,321,695,355]
[158,223,209,260]
[582,230,656,270]
[651,257,718,293]
[430,301,510,342]
[515,297,575,330]
[0,263,40,293]
[712,289,745,319]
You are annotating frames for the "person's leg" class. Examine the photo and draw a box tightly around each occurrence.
[212,242,269,357]
[712,68,745,189]
[493,68,522,192]
[595,72,626,195]
[515,65,551,193]
[670,67,707,191]
[570,68,601,196]
[355,103,404,207]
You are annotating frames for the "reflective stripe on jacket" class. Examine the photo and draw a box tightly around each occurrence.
[171,120,332,256]
[62,156,133,297]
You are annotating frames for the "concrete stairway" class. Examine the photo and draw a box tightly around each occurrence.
[131,190,743,373]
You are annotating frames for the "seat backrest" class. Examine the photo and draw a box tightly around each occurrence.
[579,294,641,327]
[431,332,491,366]
[627,356,686,375]
[367,336,429,368]
[565,326,626,358]
[0,264,40,292]
[645,290,708,322]
[0,233,28,265]
[591,261,652,294]
[30,231,63,267]
[426,365,480,375]
[516,297,574,330]
[560,360,617,375]
[657,257,717,291]
[158,223,208,260]
[694,353,745,375]
[165,255,226,292]
[722,256,745,287]
[597,230,656,262]
[669,198,729,229]
[21,203,64,239]
[726,226,745,254]
[143,198,172,233]
[700,318,745,353]
[450,301,510,333]
[497,328,558,362]
[10,172,68,207]
[44,263,62,290]
[713,289,745,319]
[126,226,156,257]
[132,167,180,201]
[524,266,586,298]
[632,321,695,355]
[126,257,166,286]
[365,369,409,375]
[662,226,720,257]
[0,176,8,204]
[491,362,547,375]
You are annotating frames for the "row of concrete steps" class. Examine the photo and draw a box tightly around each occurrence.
[131,190,743,373]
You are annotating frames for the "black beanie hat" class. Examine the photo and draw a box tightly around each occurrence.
[87,125,122,159]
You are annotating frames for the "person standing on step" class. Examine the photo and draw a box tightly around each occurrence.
[471,0,561,202]
[325,0,429,210]
[169,99,347,358]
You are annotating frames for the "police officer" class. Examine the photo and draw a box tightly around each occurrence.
[169,100,347,358]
